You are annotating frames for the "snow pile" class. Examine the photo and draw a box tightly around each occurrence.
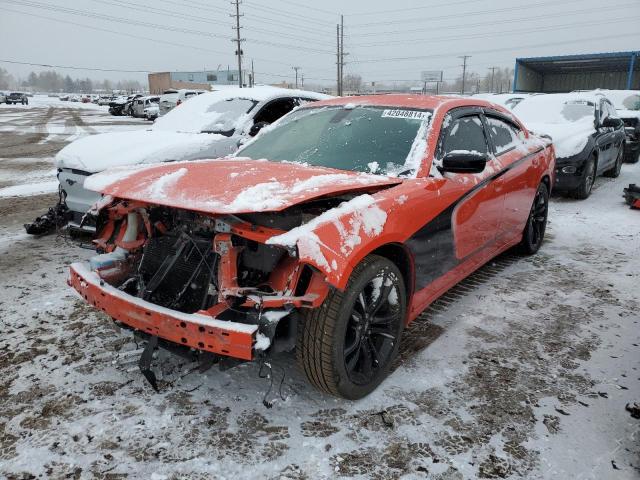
[267,194,387,270]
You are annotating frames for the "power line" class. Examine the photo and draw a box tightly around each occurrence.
[0,58,150,73]
[349,15,637,49]
[344,0,482,17]
[2,7,330,72]
[350,32,640,64]
[3,0,334,55]
[243,0,335,28]
[346,2,637,38]
[0,58,336,83]
[270,0,336,17]
[347,0,601,28]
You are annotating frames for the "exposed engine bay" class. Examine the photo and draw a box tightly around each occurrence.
[79,196,358,363]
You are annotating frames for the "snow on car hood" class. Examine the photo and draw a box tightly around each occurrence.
[525,120,595,159]
[54,130,227,173]
[84,158,402,214]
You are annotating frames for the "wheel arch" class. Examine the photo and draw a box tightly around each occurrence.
[368,242,415,306]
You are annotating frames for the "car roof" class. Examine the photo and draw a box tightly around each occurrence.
[308,94,511,112]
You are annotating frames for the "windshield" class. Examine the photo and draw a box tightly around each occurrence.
[238,106,432,175]
[153,96,258,134]
[514,95,595,124]
[606,92,640,111]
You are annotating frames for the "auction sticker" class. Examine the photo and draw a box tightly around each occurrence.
[382,109,430,120]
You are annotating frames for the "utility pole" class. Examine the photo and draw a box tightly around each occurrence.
[251,59,254,87]
[458,55,471,95]
[336,24,341,95]
[301,73,304,88]
[340,15,344,95]
[488,66,497,93]
[293,66,300,88]
[231,0,244,88]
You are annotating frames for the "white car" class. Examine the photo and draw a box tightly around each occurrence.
[144,104,159,121]
[55,86,331,231]
[131,96,160,118]
[158,89,208,116]
[584,90,640,163]
[472,93,540,110]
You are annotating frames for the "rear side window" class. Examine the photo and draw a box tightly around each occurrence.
[486,116,522,155]
[444,115,488,155]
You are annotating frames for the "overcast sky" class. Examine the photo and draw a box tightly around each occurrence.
[1,0,639,86]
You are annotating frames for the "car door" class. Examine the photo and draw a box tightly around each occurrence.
[483,112,538,238]
[596,98,617,171]
[440,110,504,259]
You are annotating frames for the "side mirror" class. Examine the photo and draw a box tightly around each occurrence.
[601,117,622,128]
[441,151,488,174]
[249,121,269,137]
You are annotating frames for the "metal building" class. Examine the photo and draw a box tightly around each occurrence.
[513,51,639,93]
[148,69,248,94]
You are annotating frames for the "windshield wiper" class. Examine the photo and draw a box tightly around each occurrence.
[201,129,235,137]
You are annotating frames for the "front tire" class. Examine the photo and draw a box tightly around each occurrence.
[518,182,549,255]
[571,154,596,199]
[297,255,406,399]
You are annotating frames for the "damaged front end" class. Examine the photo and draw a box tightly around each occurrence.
[69,198,334,368]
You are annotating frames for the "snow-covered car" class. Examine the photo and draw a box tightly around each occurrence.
[0,91,6,104]
[59,94,70,101]
[589,90,640,163]
[109,94,142,116]
[513,92,625,199]
[472,93,539,110]
[131,96,160,118]
[97,95,114,106]
[54,86,331,231]
[144,104,159,121]
[158,89,207,116]
[68,95,555,398]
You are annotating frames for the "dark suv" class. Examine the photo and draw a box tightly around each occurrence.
[6,92,28,105]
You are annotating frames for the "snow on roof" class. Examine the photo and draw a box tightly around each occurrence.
[152,86,330,134]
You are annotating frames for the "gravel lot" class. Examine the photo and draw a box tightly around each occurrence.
[0,97,638,479]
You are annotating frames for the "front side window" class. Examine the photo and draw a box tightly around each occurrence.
[238,106,432,176]
[443,115,489,156]
[486,116,522,155]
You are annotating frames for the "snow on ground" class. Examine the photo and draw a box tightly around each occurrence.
[0,95,148,199]
[0,105,638,479]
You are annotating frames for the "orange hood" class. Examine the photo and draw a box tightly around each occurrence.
[83,158,402,214]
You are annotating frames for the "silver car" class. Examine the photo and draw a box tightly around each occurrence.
[131,96,160,118]
[158,89,207,116]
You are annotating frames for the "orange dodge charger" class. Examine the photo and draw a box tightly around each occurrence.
[69,95,555,399]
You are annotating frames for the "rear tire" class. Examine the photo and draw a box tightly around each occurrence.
[518,182,549,255]
[625,148,640,164]
[604,148,623,178]
[297,255,406,399]
[571,154,596,200]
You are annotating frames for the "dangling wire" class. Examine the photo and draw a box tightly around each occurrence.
[258,359,286,408]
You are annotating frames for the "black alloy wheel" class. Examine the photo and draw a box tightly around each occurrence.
[572,154,596,199]
[297,255,406,399]
[518,182,549,255]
